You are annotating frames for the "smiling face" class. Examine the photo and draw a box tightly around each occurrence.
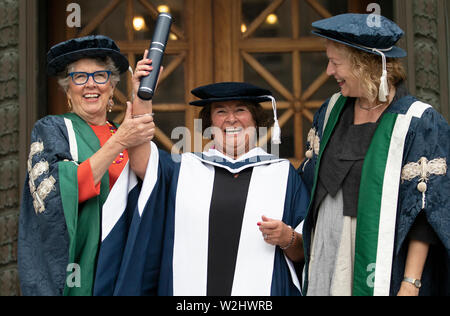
[326,41,363,98]
[210,101,257,159]
[66,58,115,125]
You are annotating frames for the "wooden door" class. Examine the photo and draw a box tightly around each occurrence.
[47,0,376,164]
[212,0,358,166]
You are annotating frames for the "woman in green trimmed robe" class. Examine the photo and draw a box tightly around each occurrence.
[18,35,155,296]
[300,14,449,296]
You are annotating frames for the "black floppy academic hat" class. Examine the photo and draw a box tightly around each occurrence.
[189,82,273,107]
[311,13,406,58]
[47,35,129,76]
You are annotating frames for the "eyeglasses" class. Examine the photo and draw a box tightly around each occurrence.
[68,70,112,85]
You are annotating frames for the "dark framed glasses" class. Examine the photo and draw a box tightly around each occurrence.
[68,70,112,85]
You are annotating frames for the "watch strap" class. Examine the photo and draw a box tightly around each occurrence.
[403,277,422,288]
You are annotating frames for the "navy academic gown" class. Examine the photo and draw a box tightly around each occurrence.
[300,92,449,296]
[94,144,309,296]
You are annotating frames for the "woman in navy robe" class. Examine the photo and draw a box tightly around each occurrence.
[94,79,310,296]
[299,14,449,296]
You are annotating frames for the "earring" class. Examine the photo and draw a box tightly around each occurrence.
[108,98,114,113]
[67,99,73,111]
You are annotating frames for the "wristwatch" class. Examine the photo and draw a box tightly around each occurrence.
[403,277,422,289]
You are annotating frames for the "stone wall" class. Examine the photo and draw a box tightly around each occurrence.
[0,0,20,296]
[412,0,443,112]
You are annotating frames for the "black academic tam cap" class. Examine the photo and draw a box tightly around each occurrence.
[189,82,273,107]
[189,82,282,145]
[47,35,129,76]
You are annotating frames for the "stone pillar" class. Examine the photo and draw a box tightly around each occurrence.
[0,0,20,296]
[412,0,442,111]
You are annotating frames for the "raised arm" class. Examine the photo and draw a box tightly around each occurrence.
[127,50,156,180]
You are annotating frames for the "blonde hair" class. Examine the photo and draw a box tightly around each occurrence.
[328,40,406,103]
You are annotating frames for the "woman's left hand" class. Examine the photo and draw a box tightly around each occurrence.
[258,215,292,248]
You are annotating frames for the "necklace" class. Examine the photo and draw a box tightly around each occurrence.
[357,99,385,111]
[106,121,125,164]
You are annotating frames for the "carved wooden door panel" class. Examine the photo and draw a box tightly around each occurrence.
[213,0,355,166]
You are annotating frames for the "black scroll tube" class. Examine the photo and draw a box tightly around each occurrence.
[137,13,173,100]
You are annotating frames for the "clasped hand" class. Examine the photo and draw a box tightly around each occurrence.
[113,51,156,149]
[113,102,155,149]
